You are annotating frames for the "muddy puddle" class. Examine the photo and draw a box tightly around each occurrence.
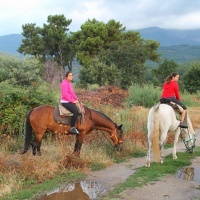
[176,167,200,182]
[35,181,107,200]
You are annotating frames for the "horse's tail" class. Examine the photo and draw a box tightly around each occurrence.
[20,109,33,154]
[151,104,160,163]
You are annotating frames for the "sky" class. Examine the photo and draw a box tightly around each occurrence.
[1,0,200,36]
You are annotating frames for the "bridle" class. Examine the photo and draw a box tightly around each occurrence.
[110,127,124,146]
[180,128,196,152]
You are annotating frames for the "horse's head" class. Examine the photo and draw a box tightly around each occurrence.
[181,129,196,153]
[110,124,124,152]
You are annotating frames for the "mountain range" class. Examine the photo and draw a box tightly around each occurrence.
[135,27,200,46]
[0,27,200,64]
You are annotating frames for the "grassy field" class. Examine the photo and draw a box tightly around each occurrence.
[0,87,200,199]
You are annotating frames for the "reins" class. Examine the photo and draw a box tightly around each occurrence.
[88,107,120,148]
[99,130,116,148]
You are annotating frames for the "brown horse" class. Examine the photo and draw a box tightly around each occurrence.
[20,105,124,156]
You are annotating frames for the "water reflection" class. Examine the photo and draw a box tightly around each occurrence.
[36,181,107,200]
[176,167,200,183]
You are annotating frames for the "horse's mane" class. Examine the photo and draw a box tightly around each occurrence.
[86,106,117,127]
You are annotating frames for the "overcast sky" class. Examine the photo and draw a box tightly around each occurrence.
[1,0,200,36]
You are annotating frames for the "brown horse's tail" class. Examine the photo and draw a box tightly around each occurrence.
[151,104,160,163]
[20,110,33,154]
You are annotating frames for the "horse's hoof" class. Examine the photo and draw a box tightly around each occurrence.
[19,149,28,154]
[145,162,150,167]
[160,160,164,164]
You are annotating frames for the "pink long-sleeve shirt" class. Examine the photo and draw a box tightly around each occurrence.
[60,79,78,103]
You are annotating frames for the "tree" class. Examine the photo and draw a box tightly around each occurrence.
[76,19,125,65]
[152,59,179,85]
[18,23,44,58]
[79,58,119,87]
[0,53,42,86]
[18,15,72,70]
[183,62,200,93]
[99,32,160,89]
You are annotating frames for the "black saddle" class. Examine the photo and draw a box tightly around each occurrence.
[160,98,180,113]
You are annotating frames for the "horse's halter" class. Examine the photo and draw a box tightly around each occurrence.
[110,128,123,146]
[180,128,196,152]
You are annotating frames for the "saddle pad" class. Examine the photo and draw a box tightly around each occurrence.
[53,107,81,125]
[58,104,73,116]
[159,98,183,113]
[53,106,71,125]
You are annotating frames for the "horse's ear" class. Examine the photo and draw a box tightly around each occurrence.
[118,124,123,129]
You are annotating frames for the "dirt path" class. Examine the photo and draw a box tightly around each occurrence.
[85,130,200,200]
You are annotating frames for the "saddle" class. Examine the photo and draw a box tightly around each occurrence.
[53,102,85,125]
[160,98,183,114]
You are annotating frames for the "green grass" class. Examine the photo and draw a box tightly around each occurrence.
[100,146,200,199]
[1,170,86,200]
[90,162,107,171]
[164,143,174,149]
[130,150,146,158]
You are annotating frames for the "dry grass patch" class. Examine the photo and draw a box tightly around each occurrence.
[188,107,200,129]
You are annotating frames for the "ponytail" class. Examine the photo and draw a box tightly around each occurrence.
[164,72,179,83]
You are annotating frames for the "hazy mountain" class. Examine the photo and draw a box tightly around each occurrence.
[0,34,24,55]
[0,27,200,64]
[134,27,200,46]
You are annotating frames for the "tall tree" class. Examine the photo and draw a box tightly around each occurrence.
[76,19,125,65]
[18,15,72,70]
[18,23,44,58]
[99,31,160,88]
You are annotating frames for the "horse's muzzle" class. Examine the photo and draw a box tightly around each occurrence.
[115,143,123,152]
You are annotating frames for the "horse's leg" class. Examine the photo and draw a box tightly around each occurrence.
[146,139,151,167]
[73,134,85,157]
[31,140,42,156]
[36,141,42,156]
[159,131,167,164]
[31,132,44,156]
[173,128,180,159]
[160,143,164,164]
[31,139,37,155]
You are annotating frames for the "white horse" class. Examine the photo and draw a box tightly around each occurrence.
[146,103,196,167]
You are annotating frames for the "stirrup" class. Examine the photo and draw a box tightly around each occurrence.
[70,127,80,134]
[179,122,188,129]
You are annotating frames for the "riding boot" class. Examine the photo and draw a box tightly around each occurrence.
[69,127,80,134]
[179,113,188,128]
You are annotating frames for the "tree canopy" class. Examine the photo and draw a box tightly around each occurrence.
[18,14,72,70]
[183,62,200,93]
[18,15,161,89]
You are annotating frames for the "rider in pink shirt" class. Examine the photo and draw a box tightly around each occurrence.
[60,71,80,134]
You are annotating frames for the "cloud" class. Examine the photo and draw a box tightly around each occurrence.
[1,0,200,36]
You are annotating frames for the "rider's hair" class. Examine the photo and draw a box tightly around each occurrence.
[65,71,72,77]
[164,72,179,83]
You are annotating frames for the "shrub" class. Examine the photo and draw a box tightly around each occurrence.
[127,84,161,108]
[0,82,58,136]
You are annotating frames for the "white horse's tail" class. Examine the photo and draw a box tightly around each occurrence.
[151,104,160,163]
